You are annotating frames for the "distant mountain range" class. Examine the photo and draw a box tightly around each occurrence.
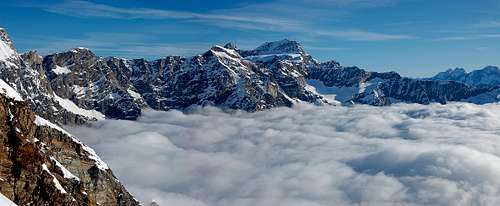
[0,27,499,205]
[2,28,499,124]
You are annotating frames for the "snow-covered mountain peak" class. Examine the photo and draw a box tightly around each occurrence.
[447,67,467,74]
[72,47,91,52]
[210,45,241,59]
[431,66,500,86]
[223,42,238,50]
[67,47,95,57]
[481,65,499,72]
[466,66,500,86]
[318,60,342,69]
[242,39,306,57]
[432,68,467,81]
[257,39,304,54]
[0,29,16,61]
[0,28,14,50]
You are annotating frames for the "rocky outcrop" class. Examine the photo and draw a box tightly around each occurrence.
[42,48,142,120]
[0,28,96,125]
[0,81,139,205]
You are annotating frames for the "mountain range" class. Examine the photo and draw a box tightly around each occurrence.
[0,28,499,205]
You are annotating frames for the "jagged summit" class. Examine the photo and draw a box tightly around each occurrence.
[0,29,16,61]
[318,60,342,69]
[241,39,306,57]
[209,45,241,59]
[0,28,14,50]
[223,42,238,50]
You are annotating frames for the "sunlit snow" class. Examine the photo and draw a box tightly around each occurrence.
[0,192,17,206]
[52,65,72,75]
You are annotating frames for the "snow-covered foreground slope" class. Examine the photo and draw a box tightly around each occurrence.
[69,103,500,206]
[0,192,17,206]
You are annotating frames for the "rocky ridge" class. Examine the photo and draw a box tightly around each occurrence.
[0,79,139,205]
[1,28,499,124]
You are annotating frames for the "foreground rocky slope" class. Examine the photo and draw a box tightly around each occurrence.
[0,80,139,205]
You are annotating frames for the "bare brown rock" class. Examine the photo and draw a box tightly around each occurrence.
[0,93,139,205]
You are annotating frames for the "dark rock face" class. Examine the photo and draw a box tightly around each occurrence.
[42,48,142,120]
[0,30,87,126]
[309,64,372,87]
[353,78,476,105]
[0,93,139,206]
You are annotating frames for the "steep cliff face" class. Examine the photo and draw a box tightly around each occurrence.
[0,28,97,125]
[42,48,143,120]
[105,44,327,112]
[0,80,139,205]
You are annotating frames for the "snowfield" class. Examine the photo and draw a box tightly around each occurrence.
[68,103,500,206]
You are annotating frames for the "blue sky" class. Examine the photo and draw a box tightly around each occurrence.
[2,0,500,77]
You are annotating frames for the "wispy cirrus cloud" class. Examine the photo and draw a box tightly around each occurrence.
[39,0,296,27]
[476,20,500,28]
[29,0,414,42]
[313,29,416,41]
[434,34,500,41]
[18,32,209,58]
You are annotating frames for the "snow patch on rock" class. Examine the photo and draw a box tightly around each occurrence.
[306,79,357,103]
[0,39,15,61]
[50,157,80,181]
[0,79,23,101]
[53,94,105,120]
[42,164,67,194]
[35,116,109,171]
[34,115,72,136]
[127,89,142,100]
[0,192,16,206]
[52,65,72,75]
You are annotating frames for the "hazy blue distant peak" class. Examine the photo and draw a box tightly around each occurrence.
[481,65,499,72]
[433,68,467,81]
[431,66,500,86]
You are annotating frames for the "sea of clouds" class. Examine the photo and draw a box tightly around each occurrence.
[67,103,500,206]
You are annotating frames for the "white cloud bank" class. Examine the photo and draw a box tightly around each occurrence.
[67,103,500,206]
